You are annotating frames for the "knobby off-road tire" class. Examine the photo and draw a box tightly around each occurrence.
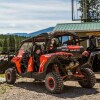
[45,72,63,93]
[78,68,96,88]
[5,68,16,84]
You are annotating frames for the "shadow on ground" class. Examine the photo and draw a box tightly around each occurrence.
[14,81,100,99]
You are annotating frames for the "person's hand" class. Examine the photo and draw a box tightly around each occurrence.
[82,51,89,57]
[36,49,41,54]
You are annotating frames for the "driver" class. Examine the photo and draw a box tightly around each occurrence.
[82,51,89,57]
[78,51,90,65]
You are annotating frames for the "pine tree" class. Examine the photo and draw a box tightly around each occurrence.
[2,37,8,53]
[15,36,20,51]
[8,35,15,52]
[15,36,26,51]
[79,0,100,22]
[0,41,2,47]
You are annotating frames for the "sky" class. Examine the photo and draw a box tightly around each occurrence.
[0,0,80,34]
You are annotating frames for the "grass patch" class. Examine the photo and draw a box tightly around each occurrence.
[0,84,11,94]
[0,86,7,94]
[0,74,4,78]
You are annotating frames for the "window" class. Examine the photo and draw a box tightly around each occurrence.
[62,36,69,43]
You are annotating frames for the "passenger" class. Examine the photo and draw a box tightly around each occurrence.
[34,45,41,71]
[48,38,58,53]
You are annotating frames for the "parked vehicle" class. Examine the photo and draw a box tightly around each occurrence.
[5,32,96,93]
[51,31,100,73]
[0,53,14,74]
[76,36,100,73]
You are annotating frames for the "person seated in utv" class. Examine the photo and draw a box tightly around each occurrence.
[34,45,42,71]
[33,45,43,81]
[78,51,90,65]
[47,38,58,53]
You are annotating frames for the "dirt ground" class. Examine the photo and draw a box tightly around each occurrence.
[0,74,100,100]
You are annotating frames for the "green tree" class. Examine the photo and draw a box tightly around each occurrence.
[79,0,100,22]
[15,36,20,51]
[2,37,8,53]
[0,41,2,47]
[8,35,15,52]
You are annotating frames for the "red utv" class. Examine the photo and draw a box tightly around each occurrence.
[5,32,96,93]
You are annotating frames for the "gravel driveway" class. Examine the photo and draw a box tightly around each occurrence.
[0,76,100,100]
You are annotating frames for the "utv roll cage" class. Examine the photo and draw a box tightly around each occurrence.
[21,31,80,44]
[21,33,50,44]
[20,31,81,53]
[51,31,80,46]
[52,31,98,49]
[52,31,79,38]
